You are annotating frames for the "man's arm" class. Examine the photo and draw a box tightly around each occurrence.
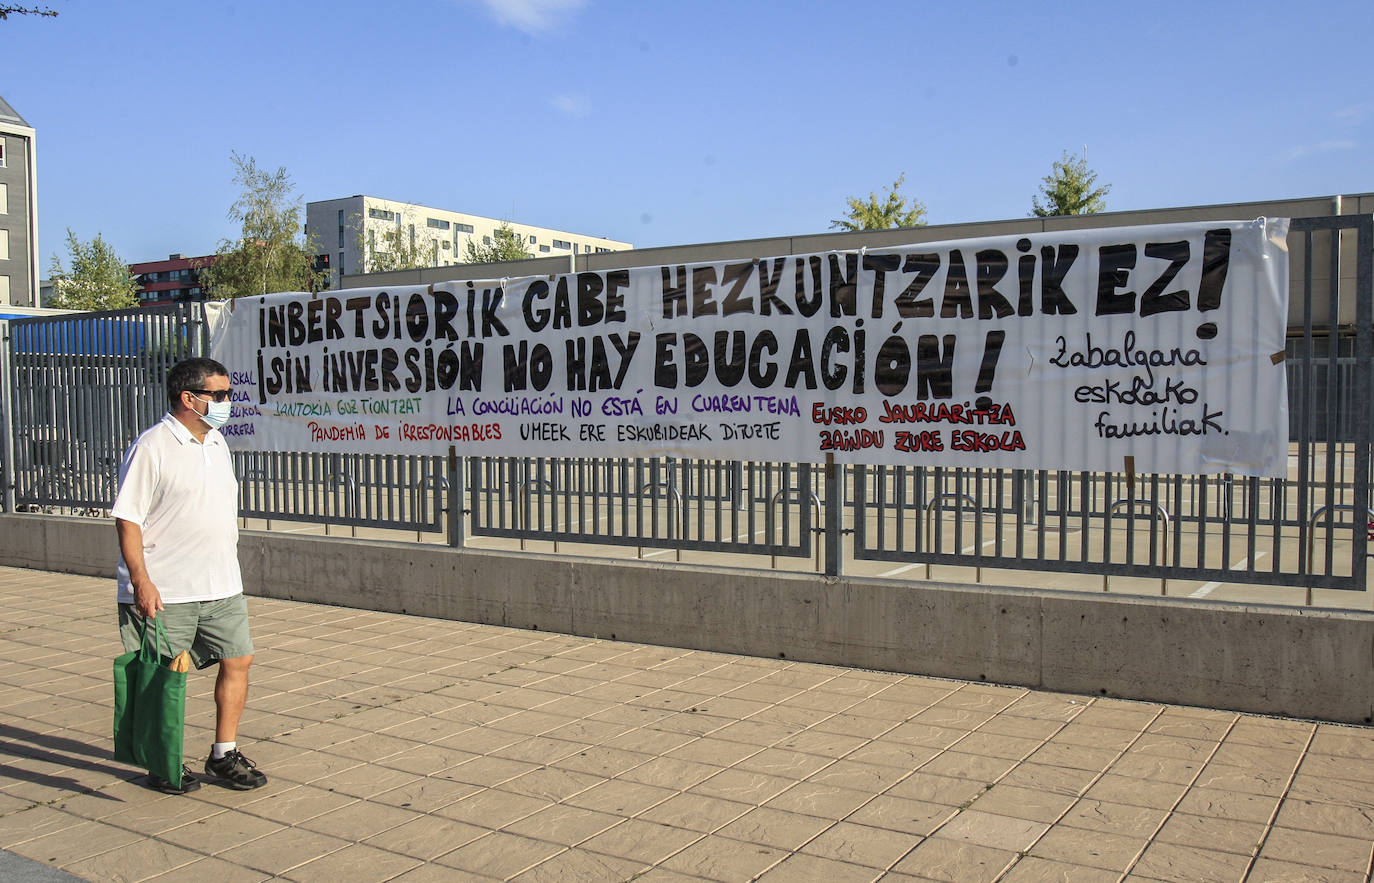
[116,518,162,618]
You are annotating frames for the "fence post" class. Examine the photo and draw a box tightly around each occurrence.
[0,320,13,513]
[447,445,465,547]
[824,453,843,577]
[1351,214,1372,585]
[196,302,211,355]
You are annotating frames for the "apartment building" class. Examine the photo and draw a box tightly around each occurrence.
[0,95,38,307]
[129,253,218,306]
[306,195,632,288]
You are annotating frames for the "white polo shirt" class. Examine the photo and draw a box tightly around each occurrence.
[112,413,243,604]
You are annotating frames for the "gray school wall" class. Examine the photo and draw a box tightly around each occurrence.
[10,512,1372,726]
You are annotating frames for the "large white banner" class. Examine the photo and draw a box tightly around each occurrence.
[209,218,1291,476]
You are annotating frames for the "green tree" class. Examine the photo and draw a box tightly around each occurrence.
[830,173,927,231]
[357,210,432,273]
[46,229,139,310]
[0,5,58,19]
[202,153,326,298]
[463,223,533,263]
[1031,150,1110,217]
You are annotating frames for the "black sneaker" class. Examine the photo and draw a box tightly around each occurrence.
[203,749,267,790]
[146,766,201,795]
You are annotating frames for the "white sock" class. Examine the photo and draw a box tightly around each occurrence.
[212,741,236,760]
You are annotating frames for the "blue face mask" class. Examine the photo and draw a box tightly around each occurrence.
[193,395,232,429]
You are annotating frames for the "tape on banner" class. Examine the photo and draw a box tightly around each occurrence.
[1270,351,1285,365]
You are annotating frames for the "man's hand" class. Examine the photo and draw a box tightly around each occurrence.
[116,519,160,619]
[132,579,164,619]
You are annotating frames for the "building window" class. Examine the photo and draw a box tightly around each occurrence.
[596,247,611,253]
[409,225,415,246]
[338,253,344,275]
[0,182,7,213]
[455,223,474,234]
[0,140,6,168]
[440,240,450,250]
[0,229,8,261]
[0,275,8,303]
[483,236,491,245]
[427,218,450,230]
[539,245,551,253]
[552,239,570,249]
[368,208,396,222]
[528,235,536,244]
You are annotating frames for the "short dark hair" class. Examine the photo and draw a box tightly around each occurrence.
[167,357,229,407]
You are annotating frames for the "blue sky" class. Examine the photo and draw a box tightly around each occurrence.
[4,0,1371,268]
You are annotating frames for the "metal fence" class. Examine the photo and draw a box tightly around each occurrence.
[3,215,1369,598]
[1,305,202,511]
[236,451,448,536]
[851,216,1372,594]
[468,457,816,561]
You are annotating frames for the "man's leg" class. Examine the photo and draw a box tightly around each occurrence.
[194,595,267,789]
[214,654,252,743]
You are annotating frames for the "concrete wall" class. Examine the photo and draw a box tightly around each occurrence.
[11,512,1372,725]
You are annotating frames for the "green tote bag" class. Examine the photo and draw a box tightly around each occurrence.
[112,614,187,786]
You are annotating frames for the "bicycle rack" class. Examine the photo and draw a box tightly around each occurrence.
[515,477,556,551]
[1105,498,1171,595]
[414,475,450,543]
[635,478,684,561]
[768,486,822,572]
[323,471,360,537]
[924,493,981,582]
[1305,504,1374,605]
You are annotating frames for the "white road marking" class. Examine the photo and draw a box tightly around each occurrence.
[878,537,999,577]
[1189,550,1271,598]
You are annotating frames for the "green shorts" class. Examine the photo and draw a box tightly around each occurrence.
[118,594,255,670]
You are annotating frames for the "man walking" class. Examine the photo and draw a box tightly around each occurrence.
[113,357,267,794]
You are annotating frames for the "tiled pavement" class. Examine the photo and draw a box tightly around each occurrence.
[2,565,1373,882]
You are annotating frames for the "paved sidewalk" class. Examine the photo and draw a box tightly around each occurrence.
[2,565,1373,882]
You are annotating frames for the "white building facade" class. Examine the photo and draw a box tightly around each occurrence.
[306,195,632,288]
[0,96,38,307]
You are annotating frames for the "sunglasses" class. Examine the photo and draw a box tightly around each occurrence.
[189,389,232,402]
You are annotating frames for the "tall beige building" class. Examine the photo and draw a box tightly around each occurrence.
[0,96,38,307]
[306,195,632,288]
